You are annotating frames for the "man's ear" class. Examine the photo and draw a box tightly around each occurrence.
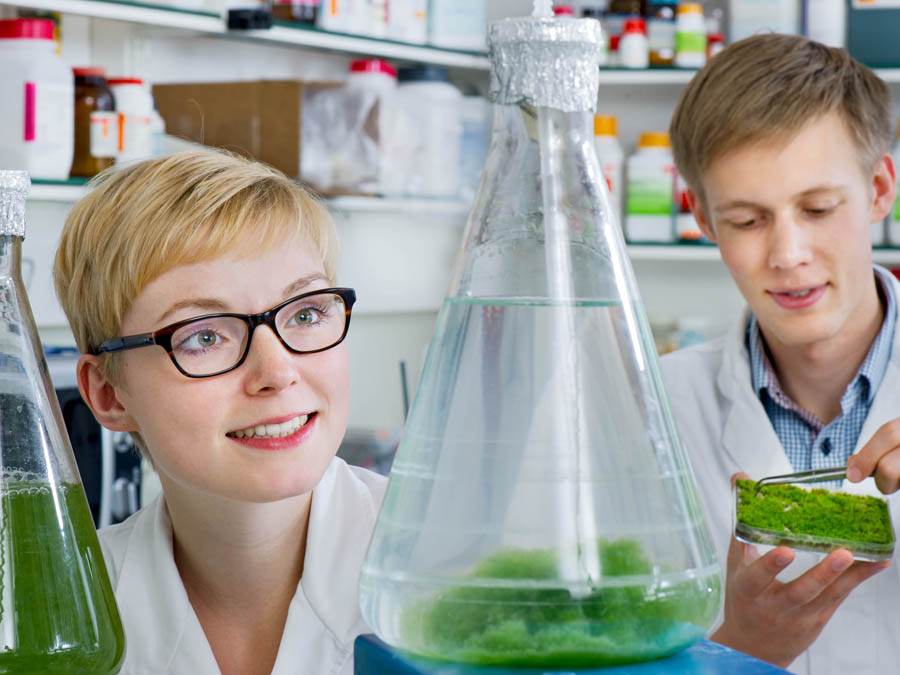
[77,355,137,432]
[686,188,717,243]
[870,153,897,224]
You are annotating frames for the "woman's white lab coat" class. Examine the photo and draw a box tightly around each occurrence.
[660,270,900,675]
[98,457,387,675]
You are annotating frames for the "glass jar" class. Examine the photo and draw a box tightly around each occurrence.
[71,67,116,178]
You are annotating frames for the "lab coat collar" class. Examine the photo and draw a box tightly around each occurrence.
[717,307,794,480]
[114,458,382,674]
[115,496,218,674]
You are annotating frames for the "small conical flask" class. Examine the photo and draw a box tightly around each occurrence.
[359,16,721,668]
[0,172,125,672]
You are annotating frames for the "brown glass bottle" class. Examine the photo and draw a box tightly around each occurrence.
[70,67,116,178]
[272,0,318,24]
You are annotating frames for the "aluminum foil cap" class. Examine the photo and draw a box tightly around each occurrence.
[0,172,29,238]
[488,17,604,112]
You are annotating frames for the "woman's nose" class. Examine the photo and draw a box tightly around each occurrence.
[241,325,298,393]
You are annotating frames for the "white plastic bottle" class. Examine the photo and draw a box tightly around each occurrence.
[619,18,649,69]
[317,0,363,33]
[625,131,676,243]
[108,78,154,164]
[887,119,900,246]
[394,65,462,197]
[675,3,706,69]
[593,115,624,226]
[0,18,74,180]
[428,0,486,52]
[806,0,846,48]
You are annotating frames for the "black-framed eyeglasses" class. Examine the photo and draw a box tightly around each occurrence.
[92,287,356,378]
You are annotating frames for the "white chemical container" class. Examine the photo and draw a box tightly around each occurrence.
[0,19,74,180]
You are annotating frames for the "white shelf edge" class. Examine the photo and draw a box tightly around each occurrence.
[28,183,89,202]
[598,69,698,85]
[11,0,225,32]
[243,26,489,70]
[626,244,720,261]
[327,195,471,216]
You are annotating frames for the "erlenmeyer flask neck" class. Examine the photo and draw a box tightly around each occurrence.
[0,236,24,283]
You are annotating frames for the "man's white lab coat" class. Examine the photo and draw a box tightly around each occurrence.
[660,269,900,675]
[98,457,387,675]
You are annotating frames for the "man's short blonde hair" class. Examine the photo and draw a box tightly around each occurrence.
[54,150,339,386]
[670,33,893,205]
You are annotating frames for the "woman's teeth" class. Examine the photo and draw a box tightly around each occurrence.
[228,415,309,439]
[785,289,812,297]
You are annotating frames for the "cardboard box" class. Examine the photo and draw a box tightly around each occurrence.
[152,80,379,195]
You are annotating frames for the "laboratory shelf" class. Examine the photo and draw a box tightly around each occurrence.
[9,0,224,32]
[243,23,489,70]
[6,0,489,69]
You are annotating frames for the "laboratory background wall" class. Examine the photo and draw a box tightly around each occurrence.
[4,0,900,442]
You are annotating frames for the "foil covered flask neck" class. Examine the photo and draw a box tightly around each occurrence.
[488,17,604,112]
[0,172,28,238]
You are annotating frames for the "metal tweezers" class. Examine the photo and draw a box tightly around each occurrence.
[754,467,848,495]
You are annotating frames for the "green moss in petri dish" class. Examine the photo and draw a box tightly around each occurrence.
[735,478,894,545]
[404,538,720,667]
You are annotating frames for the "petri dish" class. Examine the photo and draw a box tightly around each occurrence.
[733,478,895,562]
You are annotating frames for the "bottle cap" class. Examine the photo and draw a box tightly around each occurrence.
[107,77,145,86]
[0,171,29,238]
[638,131,671,148]
[553,5,575,15]
[0,18,54,40]
[398,65,450,83]
[623,18,646,34]
[350,58,397,78]
[488,16,604,112]
[594,115,617,137]
[677,3,703,14]
[73,66,107,78]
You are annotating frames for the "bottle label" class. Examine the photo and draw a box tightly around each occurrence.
[23,81,71,145]
[627,164,675,215]
[118,112,153,160]
[676,32,706,54]
[893,193,900,222]
[90,111,118,158]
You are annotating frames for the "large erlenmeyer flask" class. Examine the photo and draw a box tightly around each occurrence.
[0,172,125,672]
[360,16,721,668]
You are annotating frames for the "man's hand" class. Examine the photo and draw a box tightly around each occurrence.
[712,474,890,667]
[847,419,900,493]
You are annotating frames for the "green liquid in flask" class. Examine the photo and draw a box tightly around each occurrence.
[0,480,125,673]
[361,297,721,666]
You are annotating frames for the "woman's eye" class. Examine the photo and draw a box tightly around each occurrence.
[179,329,221,351]
[293,308,321,326]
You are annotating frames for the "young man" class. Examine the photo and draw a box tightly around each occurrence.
[54,150,385,674]
[664,34,900,673]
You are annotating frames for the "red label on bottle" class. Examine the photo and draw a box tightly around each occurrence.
[23,82,36,142]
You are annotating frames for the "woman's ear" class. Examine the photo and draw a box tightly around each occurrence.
[77,355,137,432]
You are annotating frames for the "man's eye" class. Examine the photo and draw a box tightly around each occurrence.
[806,207,833,218]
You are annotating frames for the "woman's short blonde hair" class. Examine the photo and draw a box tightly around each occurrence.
[53,150,339,386]
[670,33,893,206]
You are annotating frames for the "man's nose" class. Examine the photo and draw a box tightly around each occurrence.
[767,211,813,270]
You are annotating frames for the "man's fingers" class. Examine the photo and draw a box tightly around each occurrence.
[778,550,854,607]
[873,451,900,494]
[807,560,891,611]
[730,471,751,489]
[734,546,794,597]
[848,419,900,482]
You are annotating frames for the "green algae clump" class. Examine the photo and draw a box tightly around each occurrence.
[403,538,721,667]
[735,478,894,558]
